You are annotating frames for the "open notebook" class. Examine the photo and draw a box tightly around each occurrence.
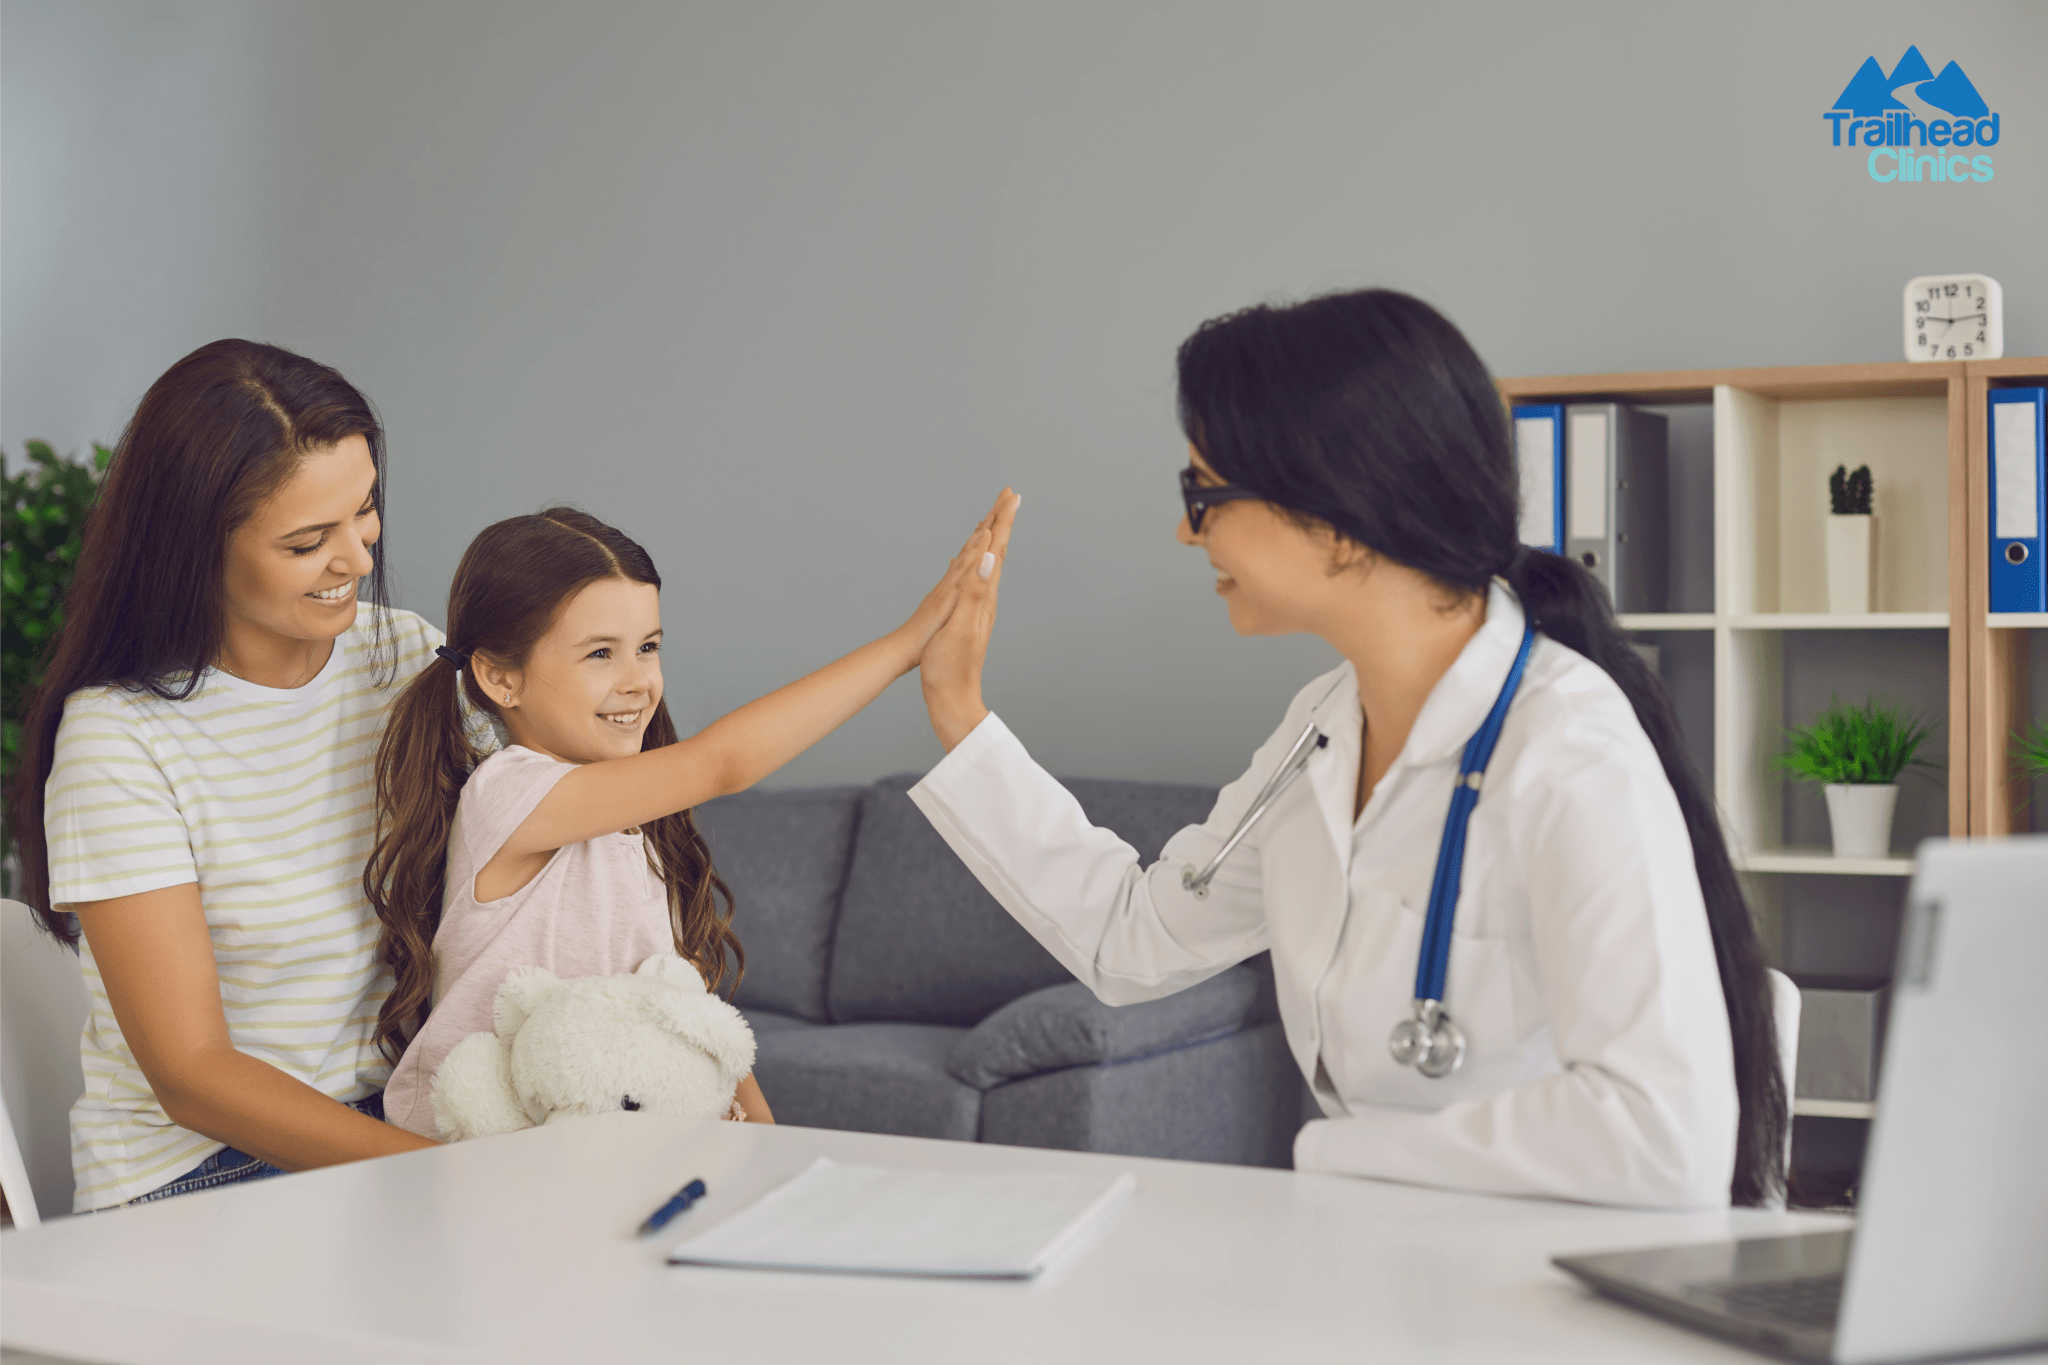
[665,1157,1136,1279]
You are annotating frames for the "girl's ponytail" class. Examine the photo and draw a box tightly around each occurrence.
[1504,549,1787,1208]
[364,652,478,1064]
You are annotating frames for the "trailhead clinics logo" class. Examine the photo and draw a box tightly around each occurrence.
[1823,46,2000,183]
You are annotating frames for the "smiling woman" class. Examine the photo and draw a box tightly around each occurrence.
[5,339,451,1209]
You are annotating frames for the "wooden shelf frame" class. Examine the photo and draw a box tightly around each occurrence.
[1499,357,2047,856]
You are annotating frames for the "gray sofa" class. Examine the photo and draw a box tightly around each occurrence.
[693,774,1304,1168]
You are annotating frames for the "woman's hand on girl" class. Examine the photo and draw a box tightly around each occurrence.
[921,489,1020,750]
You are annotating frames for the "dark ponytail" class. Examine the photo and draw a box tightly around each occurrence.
[364,508,742,1065]
[363,654,477,1063]
[1177,289,1786,1207]
[1501,549,1787,1208]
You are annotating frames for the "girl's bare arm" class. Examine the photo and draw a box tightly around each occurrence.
[497,492,1017,859]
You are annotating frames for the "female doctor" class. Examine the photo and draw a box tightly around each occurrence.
[915,290,1785,1210]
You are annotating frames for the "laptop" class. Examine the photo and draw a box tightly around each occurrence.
[1554,837,2048,1364]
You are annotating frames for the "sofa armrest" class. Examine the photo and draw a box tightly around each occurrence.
[948,957,1277,1090]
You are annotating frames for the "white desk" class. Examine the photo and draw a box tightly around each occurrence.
[3,1115,1862,1365]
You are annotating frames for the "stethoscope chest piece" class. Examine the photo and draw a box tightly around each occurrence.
[1388,998,1465,1078]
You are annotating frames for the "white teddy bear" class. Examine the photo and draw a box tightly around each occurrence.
[430,953,757,1140]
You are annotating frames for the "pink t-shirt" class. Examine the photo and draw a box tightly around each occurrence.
[383,745,679,1137]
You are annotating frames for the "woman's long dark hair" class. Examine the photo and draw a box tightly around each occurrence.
[363,508,741,1065]
[7,340,393,945]
[1177,289,1786,1207]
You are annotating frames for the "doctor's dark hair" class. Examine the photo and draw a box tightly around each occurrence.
[7,339,394,947]
[362,508,741,1065]
[1177,289,1787,1207]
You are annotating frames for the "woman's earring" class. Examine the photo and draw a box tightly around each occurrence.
[503,692,513,706]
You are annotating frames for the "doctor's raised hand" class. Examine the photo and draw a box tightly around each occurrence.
[920,488,1021,750]
[903,290,1788,1214]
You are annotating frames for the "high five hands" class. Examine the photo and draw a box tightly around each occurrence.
[917,488,1020,751]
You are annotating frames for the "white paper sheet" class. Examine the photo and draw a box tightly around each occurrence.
[1515,415,1558,547]
[1994,398,2040,541]
[666,1158,1135,1279]
[1568,409,1610,539]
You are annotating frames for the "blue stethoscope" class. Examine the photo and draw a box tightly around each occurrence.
[1181,623,1538,1080]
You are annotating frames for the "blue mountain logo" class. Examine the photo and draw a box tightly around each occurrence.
[1830,45,1988,118]
[1824,46,2001,181]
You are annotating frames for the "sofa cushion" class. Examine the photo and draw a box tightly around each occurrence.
[694,786,863,1022]
[739,1006,815,1038]
[978,1021,1299,1167]
[948,956,1278,1089]
[826,773,1220,1027]
[747,1014,980,1141]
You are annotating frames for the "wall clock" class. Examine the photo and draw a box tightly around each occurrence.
[1904,274,2003,361]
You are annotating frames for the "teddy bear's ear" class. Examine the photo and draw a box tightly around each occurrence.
[650,989,757,1082]
[634,953,708,992]
[492,964,560,1040]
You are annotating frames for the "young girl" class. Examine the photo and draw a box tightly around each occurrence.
[370,500,1005,1136]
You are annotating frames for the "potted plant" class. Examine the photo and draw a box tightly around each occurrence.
[3,440,112,893]
[1825,463,1876,613]
[2016,719,2048,815]
[1773,694,1938,858]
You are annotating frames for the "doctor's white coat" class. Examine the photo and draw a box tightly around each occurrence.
[909,583,1739,1209]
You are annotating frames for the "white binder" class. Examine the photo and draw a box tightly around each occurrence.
[1564,402,1670,612]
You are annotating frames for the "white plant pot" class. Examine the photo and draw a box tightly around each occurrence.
[1823,783,1898,859]
[1825,513,1877,614]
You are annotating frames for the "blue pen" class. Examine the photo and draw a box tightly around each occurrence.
[637,1178,708,1238]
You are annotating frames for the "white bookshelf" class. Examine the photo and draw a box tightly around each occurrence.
[1736,851,1916,877]
[1792,1098,1876,1120]
[1728,613,1947,630]
[1708,380,1956,879]
[1502,361,1995,1146]
[1507,359,2048,1160]
[1617,613,1714,631]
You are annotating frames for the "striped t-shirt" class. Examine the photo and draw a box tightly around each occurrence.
[46,606,441,1209]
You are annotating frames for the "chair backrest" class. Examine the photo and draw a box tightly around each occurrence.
[1,898,92,1222]
[1766,966,1801,1207]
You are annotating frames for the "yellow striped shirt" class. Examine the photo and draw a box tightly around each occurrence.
[47,607,440,1209]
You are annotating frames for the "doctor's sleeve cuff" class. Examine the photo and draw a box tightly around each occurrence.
[1292,1117,1331,1174]
[913,709,1014,797]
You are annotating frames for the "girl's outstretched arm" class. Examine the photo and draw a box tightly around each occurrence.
[497,490,1021,860]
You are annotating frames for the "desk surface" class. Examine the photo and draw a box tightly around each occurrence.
[0,1116,1884,1365]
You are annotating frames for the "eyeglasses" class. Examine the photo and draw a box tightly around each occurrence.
[1179,466,1262,534]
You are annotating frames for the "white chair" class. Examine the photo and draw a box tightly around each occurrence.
[2,897,92,1224]
[1766,966,1802,1208]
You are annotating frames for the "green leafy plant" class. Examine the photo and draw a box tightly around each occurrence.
[1829,464,1873,515]
[1773,694,1939,786]
[2015,718,2048,781]
[3,441,112,843]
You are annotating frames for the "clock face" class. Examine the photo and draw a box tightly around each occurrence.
[1905,274,2004,361]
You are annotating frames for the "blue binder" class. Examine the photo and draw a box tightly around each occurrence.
[1989,388,2046,614]
[1512,404,1565,552]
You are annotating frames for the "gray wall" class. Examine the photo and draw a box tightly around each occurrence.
[7,0,2045,786]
